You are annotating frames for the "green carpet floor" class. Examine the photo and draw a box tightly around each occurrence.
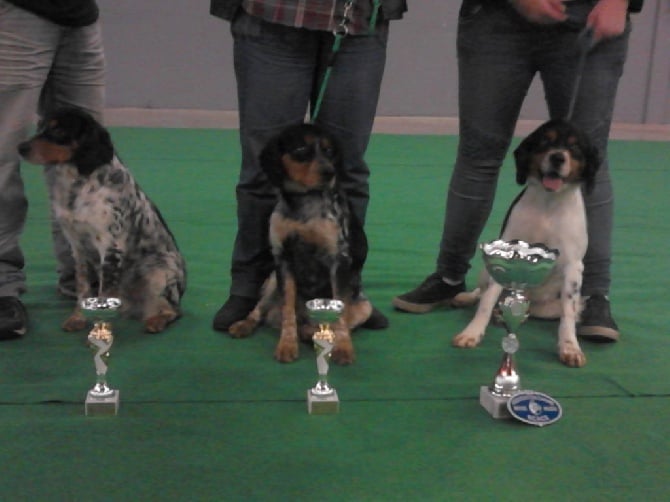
[1,127,668,500]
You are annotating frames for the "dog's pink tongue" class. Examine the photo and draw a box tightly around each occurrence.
[542,177,563,191]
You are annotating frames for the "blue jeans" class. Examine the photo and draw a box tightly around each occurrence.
[438,0,630,296]
[0,1,105,296]
[226,11,389,298]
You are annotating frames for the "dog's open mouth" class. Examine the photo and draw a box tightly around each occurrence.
[541,174,564,192]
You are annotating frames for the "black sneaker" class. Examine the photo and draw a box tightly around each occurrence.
[577,294,619,342]
[212,295,258,332]
[57,274,99,299]
[360,306,389,330]
[0,296,28,340]
[392,273,466,313]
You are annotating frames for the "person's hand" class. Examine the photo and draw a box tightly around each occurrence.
[508,0,568,24]
[587,0,629,41]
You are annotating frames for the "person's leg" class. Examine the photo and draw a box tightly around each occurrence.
[574,33,628,341]
[0,4,62,337]
[39,21,106,297]
[213,13,319,329]
[313,23,389,227]
[540,7,630,340]
[393,4,535,312]
[313,23,390,328]
[544,33,629,297]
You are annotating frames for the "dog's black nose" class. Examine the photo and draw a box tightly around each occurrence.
[549,151,565,167]
[319,163,335,180]
[17,142,30,157]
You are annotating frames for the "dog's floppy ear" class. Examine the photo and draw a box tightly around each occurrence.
[259,134,286,187]
[578,132,601,194]
[71,117,114,175]
[325,131,344,179]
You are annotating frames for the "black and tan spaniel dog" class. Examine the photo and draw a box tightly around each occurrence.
[452,119,600,367]
[19,107,186,333]
[228,123,374,364]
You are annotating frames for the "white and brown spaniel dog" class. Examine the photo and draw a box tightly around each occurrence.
[452,119,599,367]
[19,107,186,333]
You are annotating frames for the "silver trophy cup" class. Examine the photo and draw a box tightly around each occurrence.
[306,298,343,414]
[83,297,121,416]
[478,240,559,419]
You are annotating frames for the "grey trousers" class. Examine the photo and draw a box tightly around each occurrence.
[226,11,389,298]
[438,1,630,296]
[0,1,105,296]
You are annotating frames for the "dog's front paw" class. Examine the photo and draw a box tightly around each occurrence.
[62,313,87,332]
[144,314,174,334]
[228,319,256,338]
[559,343,587,368]
[274,339,299,363]
[331,341,355,365]
[452,330,483,348]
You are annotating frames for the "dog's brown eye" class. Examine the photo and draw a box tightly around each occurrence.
[45,126,70,144]
[569,146,583,159]
[291,146,312,162]
[318,139,336,158]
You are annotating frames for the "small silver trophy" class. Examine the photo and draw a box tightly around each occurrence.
[478,240,559,419]
[83,297,121,416]
[306,298,343,415]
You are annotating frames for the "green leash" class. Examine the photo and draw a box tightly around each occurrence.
[369,0,381,34]
[310,0,381,123]
[310,27,346,124]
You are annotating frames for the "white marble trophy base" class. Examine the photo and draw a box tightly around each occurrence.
[479,386,512,419]
[85,390,120,416]
[307,389,339,414]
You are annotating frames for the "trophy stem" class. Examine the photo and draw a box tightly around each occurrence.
[311,334,335,396]
[91,372,114,397]
[312,373,334,396]
[491,350,520,397]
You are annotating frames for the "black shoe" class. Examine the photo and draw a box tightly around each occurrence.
[577,294,619,342]
[0,296,28,340]
[392,273,465,313]
[57,274,99,299]
[57,271,78,298]
[360,306,389,330]
[212,295,258,332]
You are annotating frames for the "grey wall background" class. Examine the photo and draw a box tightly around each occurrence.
[100,1,670,124]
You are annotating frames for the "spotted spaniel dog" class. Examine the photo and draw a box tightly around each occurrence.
[19,107,186,333]
[228,123,373,364]
[452,119,599,367]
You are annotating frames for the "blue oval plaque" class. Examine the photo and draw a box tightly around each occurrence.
[507,391,562,427]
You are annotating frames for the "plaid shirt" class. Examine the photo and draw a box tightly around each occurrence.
[241,0,378,35]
